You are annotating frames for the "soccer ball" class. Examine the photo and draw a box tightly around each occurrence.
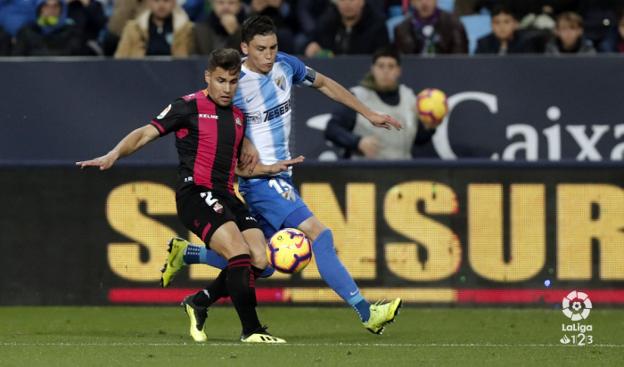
[266,228,312,273]
[416,88,448,125]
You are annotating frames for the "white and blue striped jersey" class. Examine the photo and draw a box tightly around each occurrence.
[233,52,316,166]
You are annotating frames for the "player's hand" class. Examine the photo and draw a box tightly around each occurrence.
[76,152,118,170]
[266,155,305,174]
[368,112,402,130]
[358,136,380,158]
[239,138,259,174]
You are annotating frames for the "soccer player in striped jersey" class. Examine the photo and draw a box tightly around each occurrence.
[163,16,403,335]
[77,48,304,343]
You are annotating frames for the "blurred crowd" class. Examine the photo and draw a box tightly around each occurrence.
[1,0,623,57]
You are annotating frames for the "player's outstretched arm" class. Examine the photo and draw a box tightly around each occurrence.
[312,72,403,131]
[76,125,160,170]
[236,155,305,178]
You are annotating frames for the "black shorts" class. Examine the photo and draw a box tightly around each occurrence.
[176,185,260,246]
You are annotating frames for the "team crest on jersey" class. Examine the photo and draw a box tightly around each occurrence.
[235,117,242,126]
[157,104,172,119]
[274,76,286,91]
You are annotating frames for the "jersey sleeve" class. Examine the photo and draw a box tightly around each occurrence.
[150,98,189,136]
[278,52,317,87]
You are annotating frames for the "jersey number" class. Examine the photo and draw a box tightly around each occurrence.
[200,191,218,206]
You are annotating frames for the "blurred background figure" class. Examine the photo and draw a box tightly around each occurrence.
[194,0,245,54]
[599,9,624,53]
[295,0,330,54]
[545,11,595,54]
[0,25,10,55]
[248,0,296,53]
[476,5,541,55]
[66,0,106,55]
[102,0,148,55]
[114,0,194,58]
[13,0,84,56]
[305,0,388,57]
[394,0,468,55]
[0,0,38,40]
[325,47,438,160]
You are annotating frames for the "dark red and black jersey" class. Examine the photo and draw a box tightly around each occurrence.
[150,90,245,194]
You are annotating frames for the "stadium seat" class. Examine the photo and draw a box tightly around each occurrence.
[386,14,406,42]
[437,0,455,13]
[460,14,492,54]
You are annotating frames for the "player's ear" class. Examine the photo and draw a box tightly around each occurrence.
[240,42,248,55]
[204,70,210,84]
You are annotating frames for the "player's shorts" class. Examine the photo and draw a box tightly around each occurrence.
[238,175,313,238]
[176,185,260,247]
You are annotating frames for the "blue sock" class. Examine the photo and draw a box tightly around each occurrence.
[183,244,227,269]
[183,244,275,278]
[312,229,370,321]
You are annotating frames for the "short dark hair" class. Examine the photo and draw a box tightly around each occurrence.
[206,48,241,72]
[491,5,516,20]
[372,47,401,65]
[241,15,277,43]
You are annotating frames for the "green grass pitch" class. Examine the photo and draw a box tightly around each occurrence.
[1,306,622,366]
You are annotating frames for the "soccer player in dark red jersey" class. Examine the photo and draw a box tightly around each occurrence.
[77,48,301,343]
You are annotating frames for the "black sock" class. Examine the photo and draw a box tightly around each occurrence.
[226,254,261,335]
[193,269,228,307]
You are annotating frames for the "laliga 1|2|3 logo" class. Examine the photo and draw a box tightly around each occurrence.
[559,290,593,346]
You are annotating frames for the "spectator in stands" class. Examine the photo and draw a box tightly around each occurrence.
[102,0,147,55]
[599,10,624,53]
[194,0,245,54]
[0,26,11,55]
[115,0,194,58]
[304,0,388,57]
[66,0,107,55]
[295,0,330,54]
[0,0,38,38]
[394,0,468,55]
[545,11,596,54]
[248,0,296,53]
[325,47,437,160]
[13,0,84,56]
[476,5,540,54]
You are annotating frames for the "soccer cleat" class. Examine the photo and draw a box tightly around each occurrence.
[181,295,208,342]
[363,298,402,335]
[240,326,286,343]
[160,237,189,288]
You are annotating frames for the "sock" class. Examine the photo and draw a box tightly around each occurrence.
[192,268,229,307]
[184,244,275,278]
[226,254,262,335]
[183,244,228,269]
[312,229,371,322]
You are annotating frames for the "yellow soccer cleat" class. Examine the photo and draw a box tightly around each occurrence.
[240,326,286,343]
[363,298,402,335]
[160,237,189,288]
[181,295,208,342]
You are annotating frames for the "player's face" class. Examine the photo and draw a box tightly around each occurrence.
[212,0,241,17]
[371,56,400,91]
[150,0,176,20]
[492,13,517,41]
[241,34,278,74]
[205,67,240,107]
[412,0,436,18]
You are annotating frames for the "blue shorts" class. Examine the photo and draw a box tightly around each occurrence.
[238,175,313,238]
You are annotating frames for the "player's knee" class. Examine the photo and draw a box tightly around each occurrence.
[226,241,250,259]
[298,216,328,241]
[250,245,269,269]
